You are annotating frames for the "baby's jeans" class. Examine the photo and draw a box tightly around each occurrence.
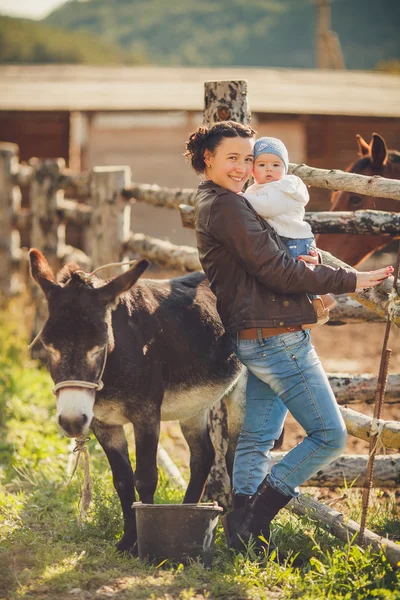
[280,235,317,300]
[232,330,347,497]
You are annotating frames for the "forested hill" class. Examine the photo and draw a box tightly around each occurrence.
[44,0,399,70]
[0,15,147,65]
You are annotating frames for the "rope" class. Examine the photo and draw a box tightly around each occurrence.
[68,437,92,526]
[73,259,138,279]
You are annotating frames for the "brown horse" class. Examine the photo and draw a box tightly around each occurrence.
[316,133,400,266]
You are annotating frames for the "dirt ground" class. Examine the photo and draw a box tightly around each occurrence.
[151,255,400,473]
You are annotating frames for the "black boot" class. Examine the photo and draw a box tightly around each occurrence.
[223,479,291,554]
[232,492,252,511]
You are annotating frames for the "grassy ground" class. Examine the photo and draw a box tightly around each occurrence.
[0,299,399,600]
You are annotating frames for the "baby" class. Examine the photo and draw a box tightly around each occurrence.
[243,136,336,327]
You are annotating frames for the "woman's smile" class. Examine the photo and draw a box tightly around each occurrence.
[204,137,254,193]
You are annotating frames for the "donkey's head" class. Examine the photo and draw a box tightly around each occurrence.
[29,249,149,437]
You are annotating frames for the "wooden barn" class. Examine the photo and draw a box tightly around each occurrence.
[1,64,399,244]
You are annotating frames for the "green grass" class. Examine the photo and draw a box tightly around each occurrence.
[0,299,399,600]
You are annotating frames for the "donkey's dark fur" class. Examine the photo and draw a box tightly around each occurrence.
[30,249,245,553]
[317,133,400,266]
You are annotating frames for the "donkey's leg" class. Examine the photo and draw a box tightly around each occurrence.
[180,410,215,503]
[133,413,160,504]
[91,418,137,554]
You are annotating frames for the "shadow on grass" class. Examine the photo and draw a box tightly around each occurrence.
[0,475,251,600]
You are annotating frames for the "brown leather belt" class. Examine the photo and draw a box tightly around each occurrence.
[238,325,302,340]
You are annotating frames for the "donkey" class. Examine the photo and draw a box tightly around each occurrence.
[29,248,246,554]
[317,133,400,266]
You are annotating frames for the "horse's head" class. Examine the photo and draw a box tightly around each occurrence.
[316,133,400,265]
[29,249,149,438]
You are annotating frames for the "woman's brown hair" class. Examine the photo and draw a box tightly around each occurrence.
[184,121,256,174]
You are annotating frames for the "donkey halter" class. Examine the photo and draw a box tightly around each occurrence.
[51,344,108,396]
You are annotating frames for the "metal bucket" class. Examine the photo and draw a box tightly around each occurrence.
[133,502,223,567]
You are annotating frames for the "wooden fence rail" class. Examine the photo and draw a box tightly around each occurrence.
[180,205,400,235]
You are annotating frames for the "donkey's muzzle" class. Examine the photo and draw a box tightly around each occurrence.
[58,413,89,437]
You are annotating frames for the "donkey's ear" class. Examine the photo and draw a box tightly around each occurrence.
[29,249,60,298]
[370,133,388,168]
[356,134,370,157]
[98,259,150,306]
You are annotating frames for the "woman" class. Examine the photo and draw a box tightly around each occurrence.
[185,121,392,554]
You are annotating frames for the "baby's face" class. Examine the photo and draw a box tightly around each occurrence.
[253,153,285,184]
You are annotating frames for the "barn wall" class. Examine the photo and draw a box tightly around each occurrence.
[0,111,70,164]
[1,109,399,248]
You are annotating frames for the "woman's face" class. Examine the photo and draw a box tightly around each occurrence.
[204,136,254,193]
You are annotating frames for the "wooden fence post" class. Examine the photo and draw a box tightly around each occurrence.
[29,158,66,355]
[203,80,251,124]
[30,158,66,272]
[0,143,22,297]
[87,166,132,276]
[203,80,250,508]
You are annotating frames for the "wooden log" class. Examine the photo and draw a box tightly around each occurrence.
[30,157,65,272]
[29,157,66,357]
[57,198,92,226]
[329,373,400,405]
[157,444,187,490]
[271,452,400,488]
[339,406,400,450]
[12,200,92,231]
[287,494,400,569]
[122,183,197,209]
[304,210,400,235]
[288,163,400,202]
[179,205,400,235]
[202,80,251,510]
[13,160,400,204]
[320,251,399,326]
[57,169,91,198]
[124,233,201,272]
[204,80,251,124]
[87,166,132,276]
[13,164,92,199]
[0,143,22,296]
[12,163,34,188]
[328,295,384,324]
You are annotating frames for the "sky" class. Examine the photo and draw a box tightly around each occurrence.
[0,0,73,20]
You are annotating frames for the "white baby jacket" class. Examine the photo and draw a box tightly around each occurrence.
[243,174,313,239]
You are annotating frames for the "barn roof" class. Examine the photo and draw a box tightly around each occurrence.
[1,64,399,117]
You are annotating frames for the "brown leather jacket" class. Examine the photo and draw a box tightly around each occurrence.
[195,180,357,333]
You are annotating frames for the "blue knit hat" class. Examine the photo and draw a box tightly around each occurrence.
[254,137,289,173]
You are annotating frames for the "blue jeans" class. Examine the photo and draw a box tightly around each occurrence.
[281,236,317,300]
[280,236,316,260]
[233,330,347,497]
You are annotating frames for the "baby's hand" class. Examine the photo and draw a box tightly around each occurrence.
[297,247,319,266]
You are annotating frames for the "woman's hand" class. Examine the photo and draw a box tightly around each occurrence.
[355,266,393,289]
[297,247,319,266]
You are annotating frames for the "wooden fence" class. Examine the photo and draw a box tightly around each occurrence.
[1,79,399,493]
